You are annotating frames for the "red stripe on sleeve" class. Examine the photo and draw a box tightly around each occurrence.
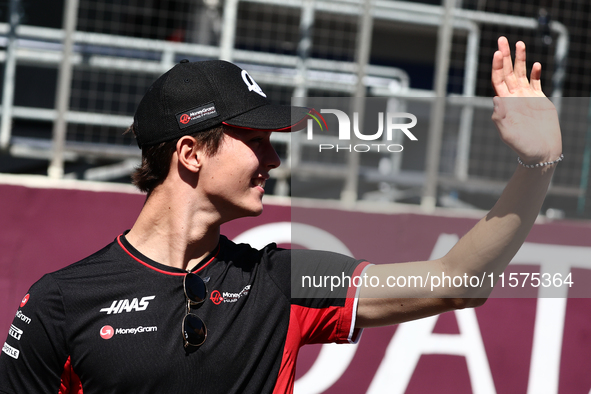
[272,305,303,394]
[274,261,372,393]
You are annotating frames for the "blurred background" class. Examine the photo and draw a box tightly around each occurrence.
[1,0,590,218]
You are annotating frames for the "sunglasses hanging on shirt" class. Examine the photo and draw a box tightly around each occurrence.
[182,273,208,347]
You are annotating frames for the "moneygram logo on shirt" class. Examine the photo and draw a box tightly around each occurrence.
[306,109,417,153]
[99,324,157,339]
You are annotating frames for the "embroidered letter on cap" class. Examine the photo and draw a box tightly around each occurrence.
[241,70,266,97]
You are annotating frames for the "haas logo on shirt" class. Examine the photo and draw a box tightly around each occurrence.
[100,295,156,314]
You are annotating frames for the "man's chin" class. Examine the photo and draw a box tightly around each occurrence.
[235,204,264,219]
[249,206,264,217]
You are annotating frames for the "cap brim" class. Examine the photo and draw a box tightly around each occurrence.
[223,105,311,132]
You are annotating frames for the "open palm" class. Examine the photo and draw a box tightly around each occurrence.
[490,36,562,165]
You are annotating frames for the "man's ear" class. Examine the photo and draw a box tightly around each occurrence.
[176,136,202,173]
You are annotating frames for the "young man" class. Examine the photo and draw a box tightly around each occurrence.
[0,36,562,393]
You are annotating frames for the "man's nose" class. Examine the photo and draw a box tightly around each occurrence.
[264,140,281,169]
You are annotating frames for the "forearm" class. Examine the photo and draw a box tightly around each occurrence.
[442,163,555,296]
[356,164,556,327]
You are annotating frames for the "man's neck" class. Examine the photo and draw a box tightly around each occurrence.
[125,188,221,272]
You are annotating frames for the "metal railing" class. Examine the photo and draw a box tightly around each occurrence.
[0,0,573,203]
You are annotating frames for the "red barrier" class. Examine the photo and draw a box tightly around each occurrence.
[1,181,590,393]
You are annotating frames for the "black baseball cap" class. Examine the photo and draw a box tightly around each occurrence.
[133,59,312,148]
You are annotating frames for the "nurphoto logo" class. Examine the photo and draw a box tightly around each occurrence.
[306,108,418,153]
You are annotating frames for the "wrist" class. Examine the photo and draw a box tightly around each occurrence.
[517,154,563,169]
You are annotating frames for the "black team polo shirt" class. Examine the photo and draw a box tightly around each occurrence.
[0,234,370,394]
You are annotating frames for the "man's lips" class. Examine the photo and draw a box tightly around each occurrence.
[251,178,267,190]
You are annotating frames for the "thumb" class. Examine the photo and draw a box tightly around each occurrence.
[491,96,507,123]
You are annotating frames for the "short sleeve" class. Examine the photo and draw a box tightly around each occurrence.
[289,249,372,345]
[0,274,69,393]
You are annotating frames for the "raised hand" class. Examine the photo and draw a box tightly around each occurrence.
[490,36,562,166]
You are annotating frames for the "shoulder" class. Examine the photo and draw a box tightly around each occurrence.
[219,235,291,297]
[219,236,368,298]
[219,234,288,264]
[220,235,364,274]
[220,235,358,263]
[23,238,137,310]
[49,238,135,281]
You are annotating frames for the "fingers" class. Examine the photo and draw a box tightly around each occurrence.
[499,37,518,91]
[491,36,542,97]
[491,50,510,97]
[513,41,529,85]
[530,62,542,92]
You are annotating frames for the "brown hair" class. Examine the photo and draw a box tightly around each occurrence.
[126,124,226,195]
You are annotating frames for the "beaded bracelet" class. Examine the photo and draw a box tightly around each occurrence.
[517,154,564,168]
